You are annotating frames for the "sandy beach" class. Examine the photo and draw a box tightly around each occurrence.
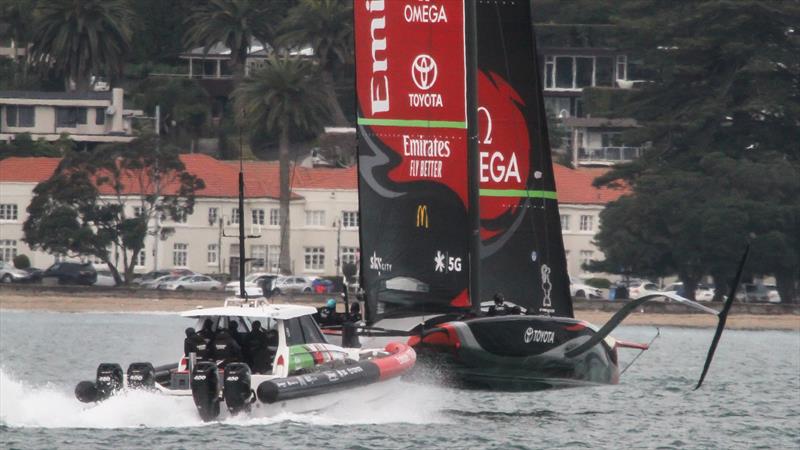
[1,291,797,331]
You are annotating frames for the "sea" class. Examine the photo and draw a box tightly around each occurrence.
[0,310,798,449]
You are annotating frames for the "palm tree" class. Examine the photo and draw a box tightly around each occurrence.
[233,57,329,274]
[29,0,133,91]
[183,0,279,77]
[279,0,353,126]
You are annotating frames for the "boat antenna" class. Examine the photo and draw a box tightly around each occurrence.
[238,109,246,299]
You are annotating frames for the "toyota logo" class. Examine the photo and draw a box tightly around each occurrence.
[412,54,438,90]
[524,327,534,343]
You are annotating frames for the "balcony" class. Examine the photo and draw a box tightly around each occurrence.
[577,146,642,166]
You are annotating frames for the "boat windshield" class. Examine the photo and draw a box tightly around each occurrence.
[284,316,327,346]
[193,315,276,333]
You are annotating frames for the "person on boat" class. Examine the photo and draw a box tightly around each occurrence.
[487,293,521,316]
[228,320,245,348]
[198,318,215,343]
[211,324,242,367]
[316,298,340,326]
[245,320,271,374]
[184,327,210,360]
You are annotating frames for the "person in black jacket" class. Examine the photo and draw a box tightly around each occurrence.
[487,293,521,316]
[211,324,242,367]
[183,327,210,360]
[245,321,271,374]
[198,318,215,343]
[229,320,245,348]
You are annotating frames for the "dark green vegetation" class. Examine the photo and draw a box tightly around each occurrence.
[584,1,800,303]
[22,137,204,284]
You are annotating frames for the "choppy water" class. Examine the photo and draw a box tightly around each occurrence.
[0,310,798,449]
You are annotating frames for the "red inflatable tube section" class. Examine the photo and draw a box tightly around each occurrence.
[371,342,417,381]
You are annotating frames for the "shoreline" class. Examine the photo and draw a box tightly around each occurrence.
[1,293,798,331]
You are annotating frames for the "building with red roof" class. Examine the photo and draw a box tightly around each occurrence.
[0,155,626,278]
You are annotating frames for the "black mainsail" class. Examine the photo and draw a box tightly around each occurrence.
[475,1,573,317]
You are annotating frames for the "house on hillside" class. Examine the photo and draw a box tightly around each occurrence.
[539,39,645,167]
[0,88,144,145]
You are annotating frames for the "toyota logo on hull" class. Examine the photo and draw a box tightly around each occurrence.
[412,54,438,90]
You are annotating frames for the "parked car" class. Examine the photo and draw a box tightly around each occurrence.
[569,276,603,299]
[764,284,781,303]
[312,278,335,294]
[736,284,770,303]
[132,270,171,285]
[224,272,278,296]
[144,275,182,289]
[273,276,317,294]
[41,262,97,285]
[93,270,117,287]
[662,282,716,302]
[0,261,38,283]
[159,275,223,291]
[627,280,662,299]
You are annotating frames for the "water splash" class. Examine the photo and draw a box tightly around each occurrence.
[0,369,451,429]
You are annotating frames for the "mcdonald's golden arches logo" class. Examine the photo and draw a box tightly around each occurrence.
[416,204,429,228]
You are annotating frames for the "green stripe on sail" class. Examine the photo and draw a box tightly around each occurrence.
[479,189,558,199]
[357,117,467,129]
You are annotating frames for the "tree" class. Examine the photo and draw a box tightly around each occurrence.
[0,0,35,85]
[279,0,352,126]
[0,133,73,159]
[183,0,287,76]
[593,1,800,302]
[233,57,329,274]
[23,137,204,284]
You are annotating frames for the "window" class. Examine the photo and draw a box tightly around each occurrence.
[342,211,359,228]
[616,55,628,80]
[207,244,218,265]
[231,208,239,224]
[341,247,358,266]
[596,57,614,86]
[174,209,187,223]
[579,215,594,232]
[269,208,280,226]
[173,243,188,266]
[251,245,266,268]
[208,207,218,226]
[132,206,143,218]
[252,209,265,225]
[555,57,574,88]
[268,245,280,272]
[55,107,86,127]
[580,250,594,267]
[0,240,17,262]
[305,210,325,227]
[544,56,555,89]
[95,107,105,125]
[575,57,594,88]
[601,132,623,148]
[304,247,325,271]
[560,214,570,231]
[136,250,146,267]
[5,105,34,127]
[0,204,18,221]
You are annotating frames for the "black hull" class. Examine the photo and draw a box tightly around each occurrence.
[414,315,619,391]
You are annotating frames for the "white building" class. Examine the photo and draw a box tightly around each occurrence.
[0,88,143,144]
[0,155,626,280]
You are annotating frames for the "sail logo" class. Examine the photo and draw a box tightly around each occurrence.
[403,2,448,23]
[411,54,437,90]
[416,204,429,228]
[479,151,521,183]
[369,252,392,273]
[366,0,389,114]
[434,250,462,273]
[524,327,555,344]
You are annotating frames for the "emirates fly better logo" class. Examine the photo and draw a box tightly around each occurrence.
[411,54,438,90]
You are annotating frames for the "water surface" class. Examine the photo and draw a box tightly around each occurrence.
[1,311,798,449]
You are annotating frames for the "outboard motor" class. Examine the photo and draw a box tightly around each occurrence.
[190,361,220,422]
[127,362,156,389]
[95,363,123,400]
[223,363,252,414]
